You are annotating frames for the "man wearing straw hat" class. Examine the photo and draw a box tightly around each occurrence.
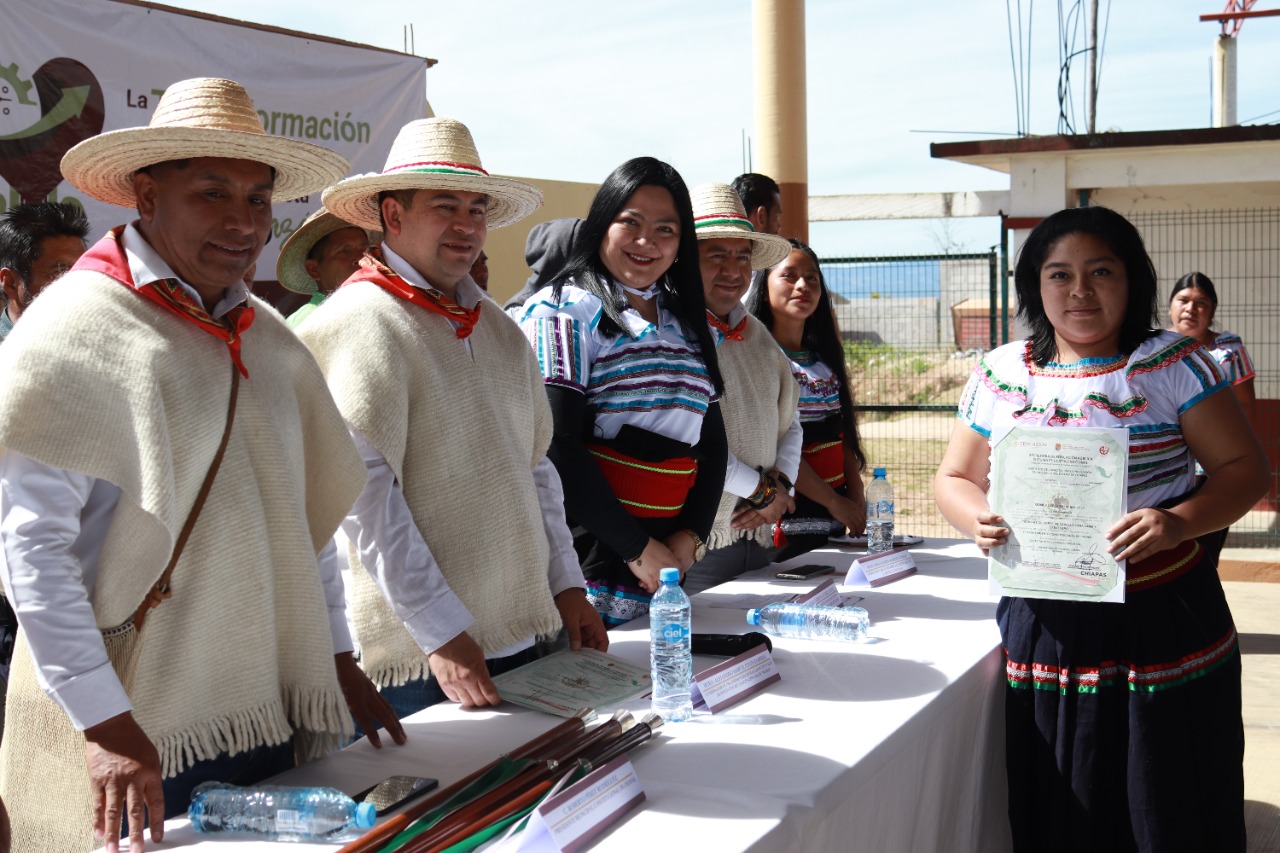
[684,183,802,594]
[301,117,607,718]
[0,77,403,853]
[276,206,373,329]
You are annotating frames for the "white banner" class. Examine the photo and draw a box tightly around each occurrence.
[0,0,426,276]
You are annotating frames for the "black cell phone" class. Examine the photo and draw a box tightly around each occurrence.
[776,564,835,580]
[354,775,439,816]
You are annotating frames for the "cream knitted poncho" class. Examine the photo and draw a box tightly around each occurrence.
[708,314,801,549]
[0,271,366,853]
[300,281,562,687]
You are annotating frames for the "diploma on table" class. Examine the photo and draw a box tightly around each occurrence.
[988,425,1129,603]
[492,648,652,717]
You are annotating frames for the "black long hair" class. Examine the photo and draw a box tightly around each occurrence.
[1014,206,1159,366]
[1170,271,1219,328]
[555,157,723,393]
[746,239,865,468]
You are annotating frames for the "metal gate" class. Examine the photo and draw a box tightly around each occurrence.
[821,209,1280,548]
[1131,208,1280,547]
[820,250,1001,539]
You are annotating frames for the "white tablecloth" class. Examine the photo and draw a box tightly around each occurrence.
[127,538,1014,853]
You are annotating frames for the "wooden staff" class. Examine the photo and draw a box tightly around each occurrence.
[392,714,632,853]
[336,708,593,853]
[418,776,558,853]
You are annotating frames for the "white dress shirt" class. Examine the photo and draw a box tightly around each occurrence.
[340,245,584,661]
[0,224,351,731]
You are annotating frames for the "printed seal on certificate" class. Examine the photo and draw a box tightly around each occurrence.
[987,424,1130,603]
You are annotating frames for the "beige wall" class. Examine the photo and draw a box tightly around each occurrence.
[483,176,599,306]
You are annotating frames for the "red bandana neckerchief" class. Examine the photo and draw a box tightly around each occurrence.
[707,310,747,342]
[74,227,254,378]
[345,247,481,339]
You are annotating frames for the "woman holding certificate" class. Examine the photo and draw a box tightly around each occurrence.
[934,206,1267,852]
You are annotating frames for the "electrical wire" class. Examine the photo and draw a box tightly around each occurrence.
[1005,0,1025,135]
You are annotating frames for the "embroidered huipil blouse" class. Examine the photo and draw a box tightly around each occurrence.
[957,330,1228,511]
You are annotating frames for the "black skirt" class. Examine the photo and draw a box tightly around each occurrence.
[998,536,1244,852]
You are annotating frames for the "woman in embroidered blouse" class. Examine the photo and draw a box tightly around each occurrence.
[1167,271,1259,563]
[519,158,727,627]
[1167,271,1256,423]
[745,240,866,560]
[934,206,1267,852]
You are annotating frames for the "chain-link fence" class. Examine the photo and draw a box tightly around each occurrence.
[820,209,1280,548]
[821,251,998,539]
[1132,209,1280,547]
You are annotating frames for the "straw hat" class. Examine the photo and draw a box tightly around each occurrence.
[276,207,380,294]
[321,118,542,231]
[690,182,791,269]
[60,77,350,208]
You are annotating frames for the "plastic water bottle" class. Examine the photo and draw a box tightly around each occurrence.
[650,566,693,722]
[189,782,376,841]
[865,467,895,553]
[746,602,870,642]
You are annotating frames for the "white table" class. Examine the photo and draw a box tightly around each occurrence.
[136,538,1013,853]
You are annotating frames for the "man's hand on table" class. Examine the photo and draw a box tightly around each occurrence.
[335,651,406,747]
[83,711,163,853]
[731,490,795,530]
[428,632,501,708]
[554,588,609,652]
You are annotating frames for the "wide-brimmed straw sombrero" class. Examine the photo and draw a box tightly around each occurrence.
[690,182,791,269]
[321,118,542,231]
[276,207,380,295]
[61,77,350,208]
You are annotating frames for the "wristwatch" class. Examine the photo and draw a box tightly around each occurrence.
[685,529,708,563]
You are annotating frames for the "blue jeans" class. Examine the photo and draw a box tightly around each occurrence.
[161,740,296,818]
[376,645,544,721]
[117,738,296,838]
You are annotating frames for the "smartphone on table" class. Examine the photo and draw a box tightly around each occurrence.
[354,775,439,816]
[775,564,835,581]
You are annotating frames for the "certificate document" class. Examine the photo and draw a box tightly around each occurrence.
[492,648,652,717]
[988,425,1129,603]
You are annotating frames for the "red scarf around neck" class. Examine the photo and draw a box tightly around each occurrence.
[344,247,481,340]
[707,310,747,342]
[74,227,254,378]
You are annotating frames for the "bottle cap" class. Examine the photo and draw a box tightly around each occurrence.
[746,608,761,626]
[872,467,886,477]
[355,801,377,827]
[659,567,680,583]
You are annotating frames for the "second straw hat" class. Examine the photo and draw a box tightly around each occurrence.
[690,183,792,270]
[322,118,542,231]
[276,207,379,295]
[61,77,350,207]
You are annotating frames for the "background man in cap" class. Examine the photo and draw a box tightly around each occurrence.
[276,206,371,329]
[503,217,581,318]
[0,201,90,342]
[732,172,784,236]
[683,183,802,594]
[302,117,606,718]
[0,78,402,853]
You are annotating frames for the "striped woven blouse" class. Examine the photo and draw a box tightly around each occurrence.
[787,349,843,424]
[519,282,714,446]
[957,330,1228,509]
[1206,330,1255,386]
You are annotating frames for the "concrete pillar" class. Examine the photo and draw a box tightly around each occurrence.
[1213,35,1237,128]
[752,0,807,242]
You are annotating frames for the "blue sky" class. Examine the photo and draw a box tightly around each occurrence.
[162,0,1280,255]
